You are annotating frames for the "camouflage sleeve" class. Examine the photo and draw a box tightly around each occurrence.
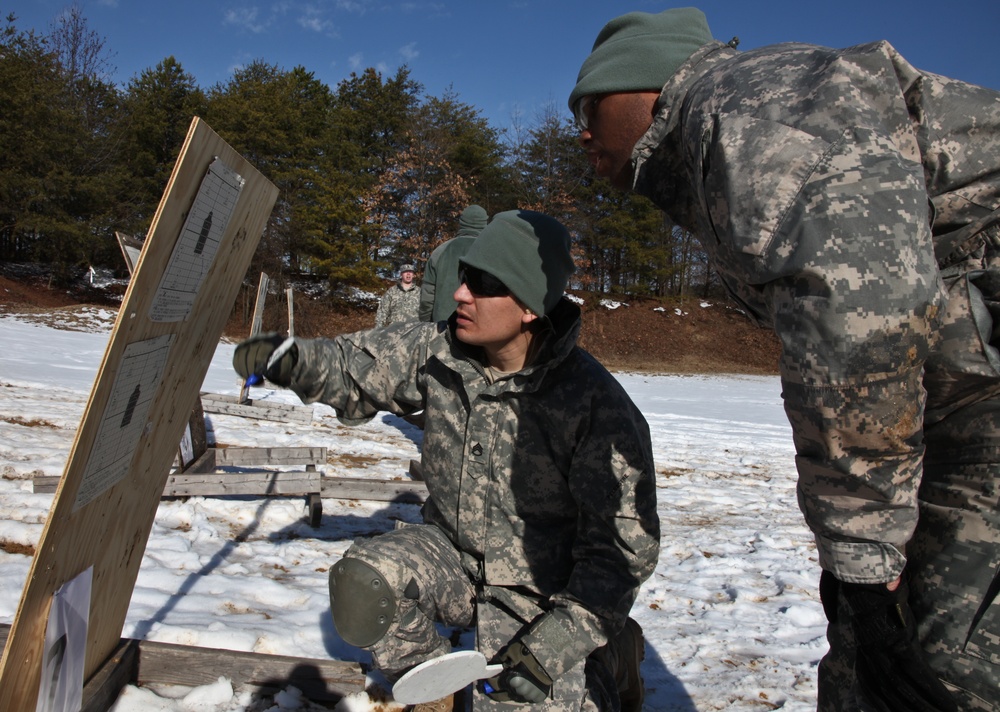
[521,376,660,679]
[750,125,944,584]
[286,322,433,423]
[374,290,392,327]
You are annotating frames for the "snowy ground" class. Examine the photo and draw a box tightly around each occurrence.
[0,307,827,711]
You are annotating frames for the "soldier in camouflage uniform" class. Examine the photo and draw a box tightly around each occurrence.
[233,210,660,711]
[570,7,1000,712]
[376,263,421,326]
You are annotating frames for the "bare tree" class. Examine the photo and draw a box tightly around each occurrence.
[47,2,115,85]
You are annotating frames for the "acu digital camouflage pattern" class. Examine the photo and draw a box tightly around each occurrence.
[375,282,421,326]
[345,524,616,711]
[629,38,1000,709]
[286,299,659,710]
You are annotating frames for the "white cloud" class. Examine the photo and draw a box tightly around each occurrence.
[298,15,333,33]
[336,0,371,13]
[223,7,268,34]
[399,42,418,62]
[298,4,336,34]
[348,52,364,71]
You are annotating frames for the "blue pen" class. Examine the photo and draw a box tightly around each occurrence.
[245,337,295,387]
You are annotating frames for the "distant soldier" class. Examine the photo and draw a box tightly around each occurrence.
[419,204,489,322]
[375,263,420,326]
[570,7,1000,711]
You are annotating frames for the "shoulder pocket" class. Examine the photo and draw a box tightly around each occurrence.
[699,112,831,262]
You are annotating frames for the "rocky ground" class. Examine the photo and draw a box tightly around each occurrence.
[0,266,780,375]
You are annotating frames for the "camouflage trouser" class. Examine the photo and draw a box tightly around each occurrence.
[342,524,615,711]
[819,246,1000,711]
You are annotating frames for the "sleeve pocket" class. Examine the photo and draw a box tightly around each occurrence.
[699,112,831,262]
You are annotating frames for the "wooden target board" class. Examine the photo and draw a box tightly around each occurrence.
[0,117,278,710]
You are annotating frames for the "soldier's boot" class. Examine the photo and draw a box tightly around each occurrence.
[593,617,646,712]
[409,694,454,712]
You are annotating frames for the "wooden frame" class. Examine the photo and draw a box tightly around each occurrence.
[0,117,279,710]
[200,391,314,424]
[0,623,365,710]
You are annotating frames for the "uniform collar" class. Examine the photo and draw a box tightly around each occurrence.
[632,41,736,192]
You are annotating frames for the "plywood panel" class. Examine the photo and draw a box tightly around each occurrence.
[0,117,279,710]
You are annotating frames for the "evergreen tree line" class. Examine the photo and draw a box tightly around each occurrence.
[0,9,720,299]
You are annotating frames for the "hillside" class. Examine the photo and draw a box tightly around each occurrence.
[0,267,780,375]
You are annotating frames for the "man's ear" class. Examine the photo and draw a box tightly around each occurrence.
[521,309,539,325]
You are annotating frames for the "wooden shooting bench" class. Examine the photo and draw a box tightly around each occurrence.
[33,397,329,527]
[200,391,314,425]
[0,622,365,711]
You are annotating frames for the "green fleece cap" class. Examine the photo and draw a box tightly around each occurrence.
[459,204,488,232]
[568,7,712,111]
[460,210,574,316]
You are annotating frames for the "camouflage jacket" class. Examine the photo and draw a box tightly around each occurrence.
[287,300,660,679]
[633,40,1000,583]
[375,283,420,326]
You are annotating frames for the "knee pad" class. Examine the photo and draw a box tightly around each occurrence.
[329,557,397,647]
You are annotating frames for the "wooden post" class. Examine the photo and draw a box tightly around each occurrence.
[286,286,294,338]
[249,272,269,337]
[0,117,279,711]
[239,272,270,403]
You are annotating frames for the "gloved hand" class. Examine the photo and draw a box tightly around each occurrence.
[822,571,957,712]
[479,640,553,704]
[232,333,298,387]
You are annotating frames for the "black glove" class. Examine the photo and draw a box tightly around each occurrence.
[479,640,553,704]
[232,333,298,387]
[826,571,957,712]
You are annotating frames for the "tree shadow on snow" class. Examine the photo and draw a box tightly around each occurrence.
[129,488,422,648]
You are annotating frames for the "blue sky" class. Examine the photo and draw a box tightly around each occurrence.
[8,0,1000,131]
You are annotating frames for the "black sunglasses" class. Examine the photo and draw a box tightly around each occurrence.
[458,265,510,297]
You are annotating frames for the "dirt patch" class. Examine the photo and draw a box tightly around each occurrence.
[0,269,124,311]
[328,452,385,469]
[575,296,779,374]
[0,273,80,310]
[1,540,36,556]
[0,415,57,428]
[1,268,780,375]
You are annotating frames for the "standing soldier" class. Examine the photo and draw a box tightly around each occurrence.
[570,7,1000,711]
[376,263,420,326]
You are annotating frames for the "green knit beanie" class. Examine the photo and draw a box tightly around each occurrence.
[459,204,488,232]
[568,7,713,111]
[460,210,574,316]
